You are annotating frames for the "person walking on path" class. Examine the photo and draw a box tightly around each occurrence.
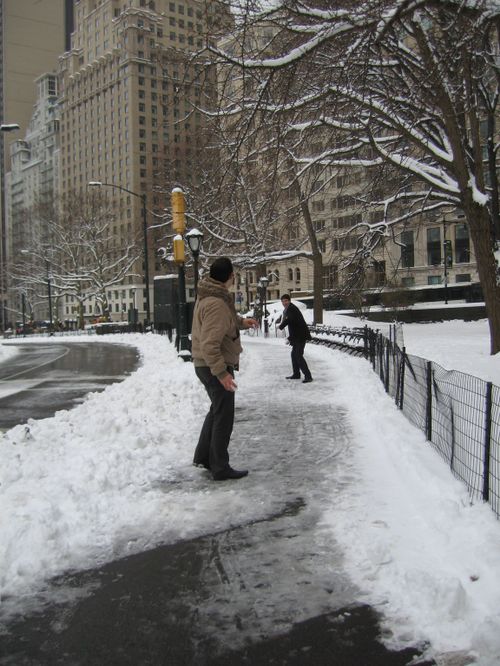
[278,294,313,383]
[191,257,258,481]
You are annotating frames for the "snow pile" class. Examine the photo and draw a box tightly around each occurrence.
[0,343,18,363]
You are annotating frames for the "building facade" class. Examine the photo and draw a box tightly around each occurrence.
[57,0,225,324]
[0,0,72,330]
[5,73,60,325]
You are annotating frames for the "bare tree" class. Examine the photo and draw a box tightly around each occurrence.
[12,192,141,329]
[210,0,500,352]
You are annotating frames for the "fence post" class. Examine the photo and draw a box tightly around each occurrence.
[385,340,390,393]
[483,382,493,502]
[370,329,376,368]
[378,333,384,383]
[426,361,433,441]
[398,346,406,410]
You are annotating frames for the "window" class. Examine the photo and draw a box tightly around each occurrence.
[401,230,414,268]
[314,218,325,231]
[323,265,338,290]
[427,275,442,285]
[288,268,293,281]
[456,273,471,283]
[312,200,325,212]
[427,227,441,265]
[318,240,326,253]
[401,277,415,287]
[455,224,470,263]
[295,268,301,283]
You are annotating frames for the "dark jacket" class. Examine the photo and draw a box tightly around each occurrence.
[278,302,311,344]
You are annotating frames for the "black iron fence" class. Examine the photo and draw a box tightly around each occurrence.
[310,324,500,519]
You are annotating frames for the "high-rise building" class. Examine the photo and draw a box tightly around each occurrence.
[0,0,73,329]
[58,0,226,324]
[5,73,60,324]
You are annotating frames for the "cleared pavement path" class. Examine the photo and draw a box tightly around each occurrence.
[0,337,434,665]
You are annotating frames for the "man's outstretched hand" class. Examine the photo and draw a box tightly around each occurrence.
[241,317,258,329]
[219,373,238,392]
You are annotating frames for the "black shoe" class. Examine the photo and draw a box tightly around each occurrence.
[286,375,301,379]
[302,377,313,383]
[213,467,249,481]
[193,461,210,470]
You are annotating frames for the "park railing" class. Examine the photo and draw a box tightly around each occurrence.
[309,324,500,519]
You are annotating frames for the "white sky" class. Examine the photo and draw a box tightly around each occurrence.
[0,314,499,665]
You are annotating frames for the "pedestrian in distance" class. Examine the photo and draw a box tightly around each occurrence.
[278,294,313,383]
[191,257,258,481]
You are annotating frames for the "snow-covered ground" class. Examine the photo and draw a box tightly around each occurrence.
[0,316,499,665]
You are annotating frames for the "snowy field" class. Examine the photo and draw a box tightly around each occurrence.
[0,316,499,665]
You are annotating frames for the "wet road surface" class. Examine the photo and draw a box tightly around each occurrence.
[0,342,139,431]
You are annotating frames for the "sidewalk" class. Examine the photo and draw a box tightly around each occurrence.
[0,338,434,665]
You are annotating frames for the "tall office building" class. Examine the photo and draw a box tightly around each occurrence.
[58,0,227,323]
[0,0,73,329]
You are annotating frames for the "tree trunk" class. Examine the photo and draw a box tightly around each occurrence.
[78,302,85,330]
[312,253,323,325]
[298,196,323,324]
[465,200,500,354]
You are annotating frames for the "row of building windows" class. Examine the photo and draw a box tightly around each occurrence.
[401,274,472,287]
[401,226,470,268]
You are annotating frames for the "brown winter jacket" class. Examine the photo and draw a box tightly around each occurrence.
[191,276,245,379]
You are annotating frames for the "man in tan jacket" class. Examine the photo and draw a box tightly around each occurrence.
[191,257,257,480]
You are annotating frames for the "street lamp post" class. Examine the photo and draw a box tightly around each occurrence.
[88,181,151,329]
[185,228,204,296]
[259,276,269,337]
[443,219,451,305]
[46,260,53,334]
[21,292,26,337]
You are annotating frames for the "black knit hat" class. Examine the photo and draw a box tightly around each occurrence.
[210,257,234,283]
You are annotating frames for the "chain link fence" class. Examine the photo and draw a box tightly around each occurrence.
[310,324,500,519]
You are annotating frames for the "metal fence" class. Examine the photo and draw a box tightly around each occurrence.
[310,324,500,519]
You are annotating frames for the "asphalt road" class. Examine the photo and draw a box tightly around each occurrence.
[0,341,139,431]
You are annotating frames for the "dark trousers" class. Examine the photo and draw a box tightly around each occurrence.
[291,341,312,379]
[194,366,235,474]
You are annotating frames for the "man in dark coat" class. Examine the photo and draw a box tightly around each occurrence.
[278,294,313,383]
